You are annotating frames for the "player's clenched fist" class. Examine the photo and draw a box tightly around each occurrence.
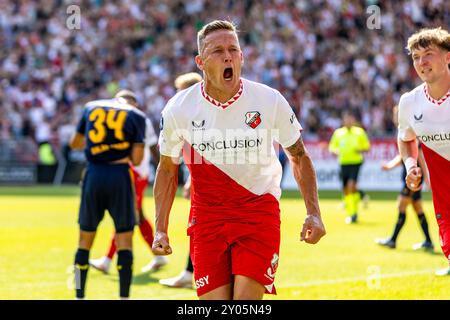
[152,231,173,255]
[406,166,422,192]
[300,214,326,244]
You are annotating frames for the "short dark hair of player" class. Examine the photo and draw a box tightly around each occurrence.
[197,20,238,54]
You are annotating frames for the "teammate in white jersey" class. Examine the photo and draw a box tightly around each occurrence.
[397,27,450,276]
[152,20,326,300]
[89,90,168,274]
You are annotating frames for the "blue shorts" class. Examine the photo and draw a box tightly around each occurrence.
[78,163,136,233]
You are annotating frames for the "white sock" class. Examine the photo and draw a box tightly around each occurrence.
[102,256,112,266]
[154,255,167,262]
[180,270,193,279]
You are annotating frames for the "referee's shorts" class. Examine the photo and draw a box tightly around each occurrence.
[340,163,362,188]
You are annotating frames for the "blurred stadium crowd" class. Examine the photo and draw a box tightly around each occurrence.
[0,0,449,162]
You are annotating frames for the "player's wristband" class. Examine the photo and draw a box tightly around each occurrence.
[404,157,417,173]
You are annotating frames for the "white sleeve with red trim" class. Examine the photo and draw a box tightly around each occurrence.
[158,101,185,158]
[397,92,417,142]
[273,91,302,148]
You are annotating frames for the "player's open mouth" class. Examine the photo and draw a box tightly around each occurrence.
[223,67,233,80]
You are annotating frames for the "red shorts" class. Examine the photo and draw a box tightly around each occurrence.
[189,219,280,297]
[129,167,148,210]
[436,212,450,264]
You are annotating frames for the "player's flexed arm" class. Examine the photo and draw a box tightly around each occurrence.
[152,155,179,255]
[285,137,326,244]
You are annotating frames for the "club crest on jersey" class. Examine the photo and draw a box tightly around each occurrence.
[245,111,261,129]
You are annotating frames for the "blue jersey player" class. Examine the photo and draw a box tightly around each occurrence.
[70,90,146,299]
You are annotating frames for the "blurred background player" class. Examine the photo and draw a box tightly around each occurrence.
[89,90,168,274]
[159,72,202,289]
[376,105,434,251]
[329,110,371,224]
[70,92,146,299]
[397,27,450,276]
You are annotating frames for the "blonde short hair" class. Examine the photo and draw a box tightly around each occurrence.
[174,72,202,90]
[115,89,137,104]
[406,27,450,54]
[197,20,238,54]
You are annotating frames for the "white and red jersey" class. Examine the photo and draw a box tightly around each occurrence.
[398,83,450,214]
[159,78,302,226]
[132,117,158,178]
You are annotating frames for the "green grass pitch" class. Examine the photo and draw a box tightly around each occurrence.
[0,186,449,299]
